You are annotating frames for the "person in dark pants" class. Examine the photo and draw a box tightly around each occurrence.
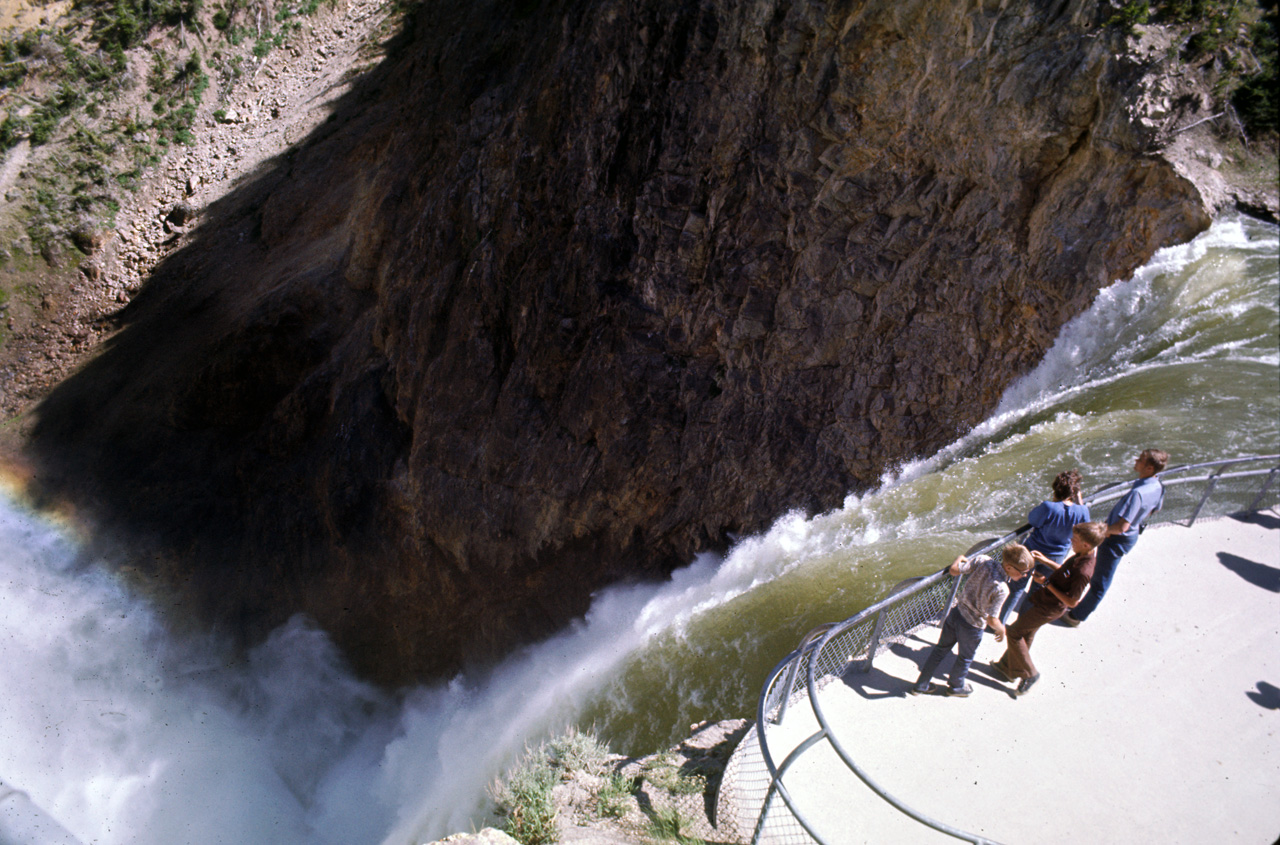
[993,521,1108,696]
[910,544,1034,697]
[1063,449,1167,626]
[1001,468,1090,621]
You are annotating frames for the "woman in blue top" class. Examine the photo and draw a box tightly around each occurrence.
[1001,469,1090,620]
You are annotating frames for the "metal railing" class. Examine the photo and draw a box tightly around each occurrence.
[723,454,1280,845]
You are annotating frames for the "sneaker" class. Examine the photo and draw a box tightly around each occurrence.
[945,684,973,697]
[1015,674,1040,696]
[908,683,929,696]
[1061,614,1081,628]
[990,662,1012,683]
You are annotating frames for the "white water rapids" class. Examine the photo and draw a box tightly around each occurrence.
[1,214,1276,844]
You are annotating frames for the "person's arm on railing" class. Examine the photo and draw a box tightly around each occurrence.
[947,554,975,576]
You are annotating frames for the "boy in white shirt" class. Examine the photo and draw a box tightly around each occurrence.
[910,544,1034,697]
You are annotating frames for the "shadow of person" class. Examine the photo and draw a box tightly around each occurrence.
[1217,552,1280,593]
[840,641,1013,699]
[1245,681,1280,710]
[970,659,1016,692]
[1231,511,1280,531]
[839,664,908,700]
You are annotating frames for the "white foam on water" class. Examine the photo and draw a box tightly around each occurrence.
[996,214,1279,423]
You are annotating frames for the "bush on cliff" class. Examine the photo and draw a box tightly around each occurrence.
[1109,0,1280,137]
[1232,0,1278,135]
[491,728,614,844]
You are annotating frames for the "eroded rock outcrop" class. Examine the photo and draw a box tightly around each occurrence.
[28,0,1216,682]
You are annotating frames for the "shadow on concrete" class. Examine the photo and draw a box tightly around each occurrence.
[1231,511,1280,530]
[968,661,1019,697]
[839,664,907,700]
[1217,551,1280,593]
[1246,681,1280,711]
[839,640,1013,700]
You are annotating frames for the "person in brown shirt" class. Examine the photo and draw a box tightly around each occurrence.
[993,521,1108,696]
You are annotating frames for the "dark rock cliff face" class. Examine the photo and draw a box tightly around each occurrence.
[29,0,1211,682]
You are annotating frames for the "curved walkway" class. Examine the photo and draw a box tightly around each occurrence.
[725,513,1280,844]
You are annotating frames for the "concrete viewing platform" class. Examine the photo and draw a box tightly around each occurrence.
[724,513,1280,844]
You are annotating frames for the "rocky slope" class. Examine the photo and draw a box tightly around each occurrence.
[0,0,404,416]
[12,0,1278,683]
[476,720,751,845]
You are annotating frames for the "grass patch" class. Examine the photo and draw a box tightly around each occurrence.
[640,754,706,796]
[491,727,639,843]
[595,772,637,819]
[490,728,615,843]
[646,807,705,845]
[544,727,611,776]
[491,750,559,845]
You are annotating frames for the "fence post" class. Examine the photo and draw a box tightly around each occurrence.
[1188,472,1221,526]
[772,624,835,725]
[773,655,803,726]
[855,609,887,674]
[944,572,964,619]
[1248,467,1279,513]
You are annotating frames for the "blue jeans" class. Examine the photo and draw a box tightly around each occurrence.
[916,607,984,690]
[1071,532,1138,621]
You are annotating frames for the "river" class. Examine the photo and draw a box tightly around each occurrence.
[1,213,1276,844]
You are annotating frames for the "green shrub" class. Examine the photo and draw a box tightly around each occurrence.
[75,0,202,49]
[646,807,705,845]
[595,772,636,819]
[28,84,84,145]
[545,727,611,776]
[252,35,277,58]
[0,114,28,149]
[641,754,706,796]
[1234,73,1278,132]
[62,41,115,84]
[147,51,169,92]
[0,60,27,89]
[491,750,559,845]
[1107,0,1151,30]
[1233,1,1279,134]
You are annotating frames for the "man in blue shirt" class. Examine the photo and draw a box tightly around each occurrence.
[1064,449,1168,625]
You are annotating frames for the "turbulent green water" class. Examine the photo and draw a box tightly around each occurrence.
[1,214,1276,845]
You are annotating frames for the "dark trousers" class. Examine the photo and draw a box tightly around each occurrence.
[916,606,983,690]
[1070,532,1138,622]
[1003,602,1063,679]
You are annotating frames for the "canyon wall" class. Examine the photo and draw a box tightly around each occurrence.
[28,0,1213,682]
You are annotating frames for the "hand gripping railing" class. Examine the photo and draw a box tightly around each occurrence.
[740,454,1279,845]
